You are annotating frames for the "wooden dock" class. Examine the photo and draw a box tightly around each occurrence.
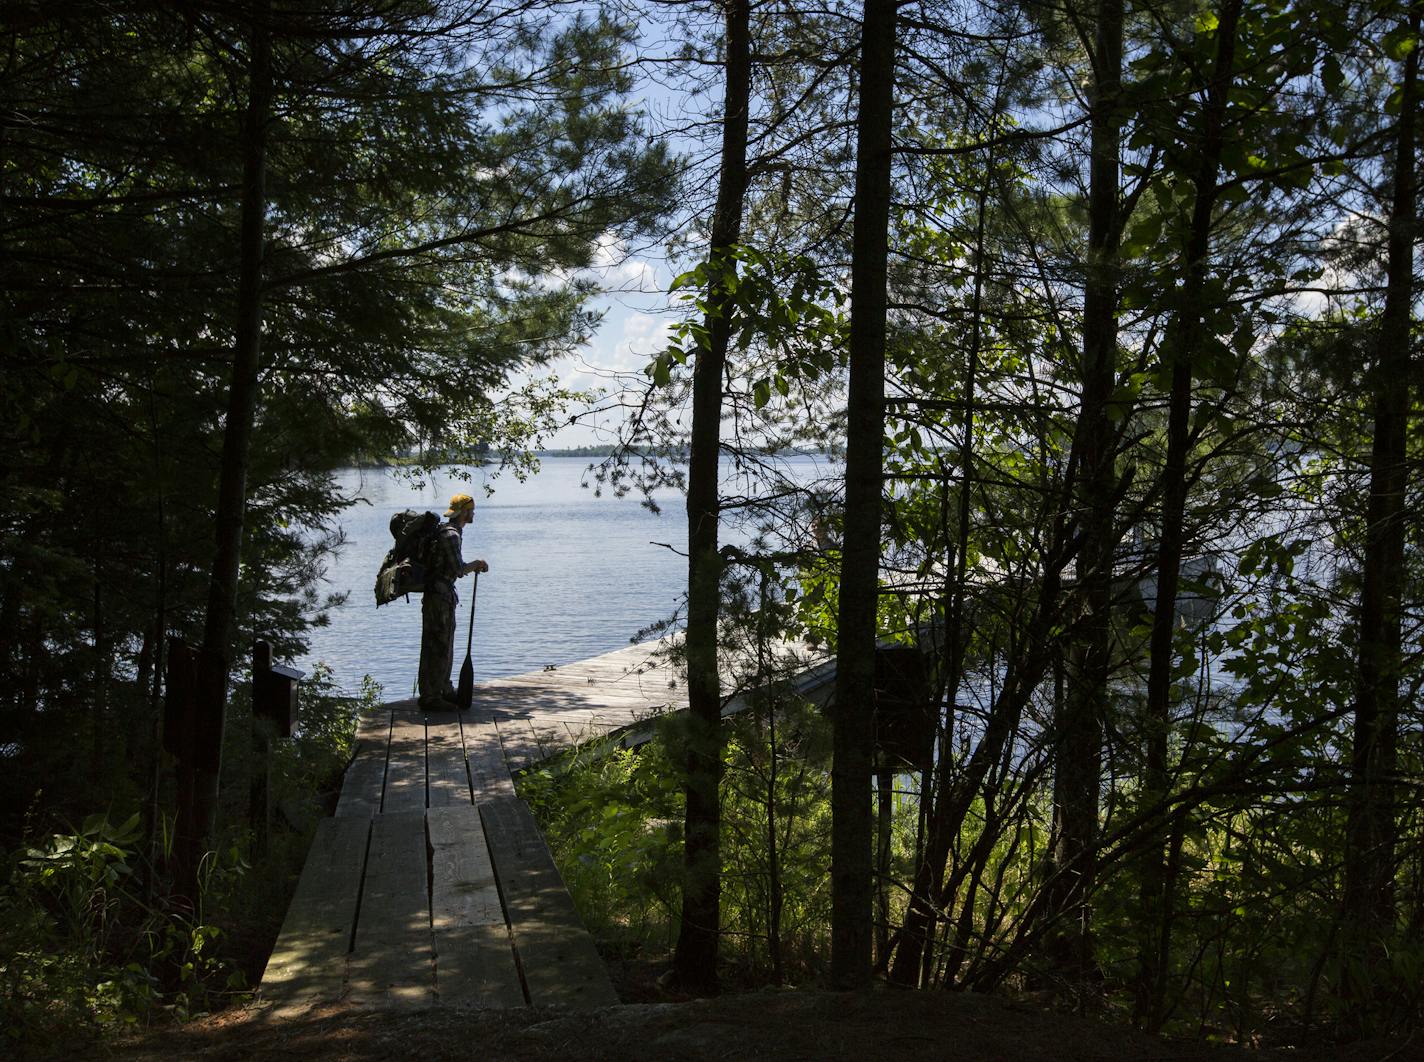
[258,638,830,1014]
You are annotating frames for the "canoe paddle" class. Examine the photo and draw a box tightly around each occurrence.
[456,571,478,711]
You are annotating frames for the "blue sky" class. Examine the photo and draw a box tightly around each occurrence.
[532,234,681,448]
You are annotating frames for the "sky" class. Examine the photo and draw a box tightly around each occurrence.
[522,234,682,449]
[498,6,727,450]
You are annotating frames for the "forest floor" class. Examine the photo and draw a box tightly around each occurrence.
[26,963,1424,1062]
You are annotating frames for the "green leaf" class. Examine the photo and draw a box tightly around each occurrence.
[1195,11,1219,32]
[1231,321,1255,357]
[753,378,771,409]
[1106,386,1135,422]
[1123,212,1164,258]
[1321,55,1343,94]
[1383,27,1418,61]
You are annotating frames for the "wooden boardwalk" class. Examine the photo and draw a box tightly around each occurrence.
[259,638,830,1014]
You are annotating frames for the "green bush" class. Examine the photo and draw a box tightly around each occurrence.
[522,729,685,953]
[522,694,840,983]
[0,666,372,1042]
[0,811,244,1040]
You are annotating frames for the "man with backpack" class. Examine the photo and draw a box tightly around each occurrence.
[419,492,489,711]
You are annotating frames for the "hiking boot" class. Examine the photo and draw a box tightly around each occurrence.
[419,696,460,713]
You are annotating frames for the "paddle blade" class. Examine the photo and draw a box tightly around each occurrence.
[457,570,478,711]
[456,652,473,711]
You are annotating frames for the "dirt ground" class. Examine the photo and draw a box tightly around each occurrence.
[22,985,1422,1062]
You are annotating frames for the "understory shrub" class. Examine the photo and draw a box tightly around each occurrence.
[0,811,246,1041]
[0,665,371,1041]
[523,693,840,983]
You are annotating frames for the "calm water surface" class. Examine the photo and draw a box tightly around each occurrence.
[298,456,835,696]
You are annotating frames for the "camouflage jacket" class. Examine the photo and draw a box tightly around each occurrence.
[426,522,466,591]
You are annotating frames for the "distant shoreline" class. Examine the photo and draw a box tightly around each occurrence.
[536,446,833,459]
[353,447,655,465]
[535,445,629,458]
[354,446,832,466]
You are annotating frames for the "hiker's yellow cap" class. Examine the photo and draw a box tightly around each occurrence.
[445,493,475,517]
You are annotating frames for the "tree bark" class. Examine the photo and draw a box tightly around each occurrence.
[1045,0,1122,976]
[188,5,271,876]
[673,0,751,994]
[1343,3,1417,1029]
[1135,0,1241,1030]
[831,0,896,990]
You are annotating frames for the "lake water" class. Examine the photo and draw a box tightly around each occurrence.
[297,455,836,696]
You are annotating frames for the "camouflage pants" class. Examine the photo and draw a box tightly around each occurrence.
[419,584,457,705]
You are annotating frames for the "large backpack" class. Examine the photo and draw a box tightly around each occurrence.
[374,510,441,606]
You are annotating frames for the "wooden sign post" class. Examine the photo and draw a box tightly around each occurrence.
[251,641,302,855]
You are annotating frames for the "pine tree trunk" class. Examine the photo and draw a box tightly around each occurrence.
[673,0,751,994]
[1045,0,1122,976]
[1343,4,1417,1030]
[1135,0,1241,1030]
[188,6,271,876]
[831,0,896,990]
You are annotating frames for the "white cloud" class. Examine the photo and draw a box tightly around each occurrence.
[622,312,660,339]
[495,232,684,447]
[606,312,673,370]
[615,257,661,290]
[589,231,623,270]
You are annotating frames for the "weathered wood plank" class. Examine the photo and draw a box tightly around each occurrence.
[336,707,392,819]
[530,722,575,756]
[425,712,471,808]
[479,797,618,1009]
[346,811,434,1008]
[492,714,542,773]
[427,806,524,1008]
[560,716,609,748]
[529,641,666,673]
[275,636,832,1015]
[493,698,664,732]
[497,665,680,694]
[483,681,664,707]
[527,720,570,761]
[382,710,426,813]
[588,706,651,727]
[464,718,516,803]
[471,677,638,700]
[259,815,370,1013]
